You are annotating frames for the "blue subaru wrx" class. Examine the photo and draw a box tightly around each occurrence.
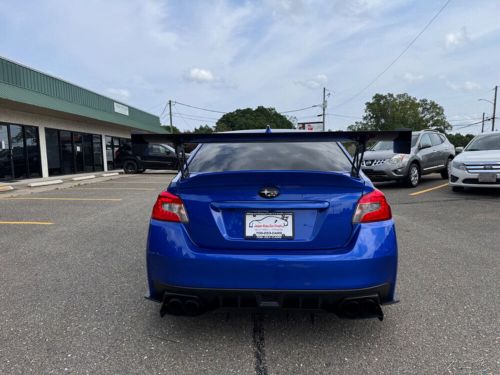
[136,129,411,320]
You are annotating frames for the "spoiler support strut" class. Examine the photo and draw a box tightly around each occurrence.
[175,144,190,179]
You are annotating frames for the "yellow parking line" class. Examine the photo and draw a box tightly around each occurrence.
[0,197,122,201]
[73,187,155,191]
[410,182,449,196]
[0,221,54,225]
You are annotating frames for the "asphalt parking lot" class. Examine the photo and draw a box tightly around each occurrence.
[0,173,498,374]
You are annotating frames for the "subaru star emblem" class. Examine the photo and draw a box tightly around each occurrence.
[259,187,279,199]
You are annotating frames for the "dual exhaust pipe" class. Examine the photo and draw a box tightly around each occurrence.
[160,296,204,317]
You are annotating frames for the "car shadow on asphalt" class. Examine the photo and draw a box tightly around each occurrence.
[373,175,446,190]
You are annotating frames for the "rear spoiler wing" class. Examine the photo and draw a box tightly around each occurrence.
[131,129,412,179]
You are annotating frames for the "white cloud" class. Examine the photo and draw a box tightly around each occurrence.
[295,74,328,89]
[445,27,469,49]
[184,68,216,83]
[446,80,481,91]
[402,72,424,83]
[107,88,130,100]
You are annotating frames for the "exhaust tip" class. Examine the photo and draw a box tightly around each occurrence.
[183,299,201,316]
[164,298,184,316]
[338,297,384,320]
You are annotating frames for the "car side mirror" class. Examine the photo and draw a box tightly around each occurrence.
[455,146,463,154]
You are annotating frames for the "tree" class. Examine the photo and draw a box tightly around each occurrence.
[192,125,214,134]
[215,106,294,132]
[162,124,181,134]
[348,93,451,133]
[446,133,475,147]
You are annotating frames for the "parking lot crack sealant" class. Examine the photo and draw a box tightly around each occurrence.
[252,314,269,375]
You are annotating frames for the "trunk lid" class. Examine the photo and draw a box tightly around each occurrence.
[171,171,365,250]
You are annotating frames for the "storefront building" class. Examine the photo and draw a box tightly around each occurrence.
[0,57,164,181]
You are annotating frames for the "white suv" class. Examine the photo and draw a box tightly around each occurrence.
[449,133,500,191]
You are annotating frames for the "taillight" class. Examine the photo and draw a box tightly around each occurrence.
[352,189,392,223]
[152,191,189,223]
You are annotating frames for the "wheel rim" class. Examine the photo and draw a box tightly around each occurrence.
[410,165,419,186]
[125,162,134,172]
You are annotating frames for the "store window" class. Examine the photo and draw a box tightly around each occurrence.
[45,129,104,176]
[105,135,130,170]
[0,122,41,181]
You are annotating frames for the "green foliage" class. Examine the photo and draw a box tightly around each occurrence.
[215,106,294,131]
[348,93,451,133]
[446,133,475,147]
[162,124,181,134]
[192,125,214,134]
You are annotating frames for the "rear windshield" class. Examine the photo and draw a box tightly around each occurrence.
[188,142,352,172]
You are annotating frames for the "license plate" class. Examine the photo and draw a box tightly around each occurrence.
[245,212,294,239]
[478,173,497,183]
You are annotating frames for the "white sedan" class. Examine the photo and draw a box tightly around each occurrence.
[449,133,500,191]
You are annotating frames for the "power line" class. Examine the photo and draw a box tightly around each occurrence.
[325,113,362,119]
[280,105,319,114]
[171,108,193,130]
[336,0,452,108]
[172,114,217,124]
[163,111,220,121]
[173,101,227,114]
[173,100,321,116]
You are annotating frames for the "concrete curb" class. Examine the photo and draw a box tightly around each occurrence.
[72,175,96,181]
[28,180,64,187]
[101,172,120,177]
[0,185,14,192]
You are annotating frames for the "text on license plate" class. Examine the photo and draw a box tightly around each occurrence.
[244,212,294,239]
[478,173,497,183]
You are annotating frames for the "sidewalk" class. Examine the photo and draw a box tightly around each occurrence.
[0,170,124,197]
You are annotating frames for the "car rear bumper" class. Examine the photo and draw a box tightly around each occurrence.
[449,167,500,188]
[146,219,399,305]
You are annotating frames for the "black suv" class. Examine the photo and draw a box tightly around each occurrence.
[116,143,179,174]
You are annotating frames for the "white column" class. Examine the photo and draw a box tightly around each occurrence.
[38,125,49,178]
[102,133,108,171]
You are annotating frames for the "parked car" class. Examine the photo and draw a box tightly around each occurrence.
[449,133,500,191]
[362,130,455,187]
[116,143,179,173]
[143,129,412,320]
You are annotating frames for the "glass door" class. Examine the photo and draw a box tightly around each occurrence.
[0,124,14,180]
[60,131,74,174]
[73,133,84,173]
[24,126,41,177]
[10,125,27,179]
[82,133,94,172]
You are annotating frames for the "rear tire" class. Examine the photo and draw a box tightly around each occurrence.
[441,157,453,179]
[123,160,138,174]
[452,186,464,192]
[405,163,420,188]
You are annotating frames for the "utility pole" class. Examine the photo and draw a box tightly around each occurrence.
[481,112,485,133]
[492,85,497,132]
[322,87,327,131]
[168,100,173,134]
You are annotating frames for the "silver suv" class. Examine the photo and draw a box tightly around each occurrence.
[362,130,455,187]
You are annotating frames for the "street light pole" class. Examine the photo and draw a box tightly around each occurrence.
[168,100,173,134]
[481,112,485,133]
[492,85,497,132]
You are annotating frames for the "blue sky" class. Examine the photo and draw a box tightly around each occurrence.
[1,0,499,133]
